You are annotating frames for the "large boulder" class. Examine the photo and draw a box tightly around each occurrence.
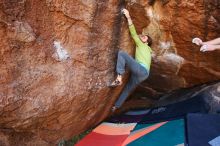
[0,0,219,145]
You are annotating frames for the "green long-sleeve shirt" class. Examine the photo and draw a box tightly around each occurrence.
[129,24,152,71]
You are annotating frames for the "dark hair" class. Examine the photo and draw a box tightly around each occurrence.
[146,35,153,46]
[148,0,156,5]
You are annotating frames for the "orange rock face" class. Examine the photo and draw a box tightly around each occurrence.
[0,0,220,145]
[135,0,220,96]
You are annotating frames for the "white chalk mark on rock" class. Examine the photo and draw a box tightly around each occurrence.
[8,21,36,42]
[53,41,70,61]
[163,53,184,64]
[159,41,171,50]
[162,53,185,75]
[146,8,160,20]
[147,8,153,18]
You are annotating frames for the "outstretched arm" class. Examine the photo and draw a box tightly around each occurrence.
[200,38,220,52]
[192,37,220,52]
[122,9,133,26]
[122,8,142,46]
[200,44,220,52]
[203,37,220,45]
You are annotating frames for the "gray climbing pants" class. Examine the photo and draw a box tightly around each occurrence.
[115,51,149,108]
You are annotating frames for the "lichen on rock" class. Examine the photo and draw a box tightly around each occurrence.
[7,21,36,42]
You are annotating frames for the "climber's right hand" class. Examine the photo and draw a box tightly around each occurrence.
[122,9,130,18]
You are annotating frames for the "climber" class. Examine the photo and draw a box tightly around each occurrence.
[192,37,220,52]
[109,8,153,111]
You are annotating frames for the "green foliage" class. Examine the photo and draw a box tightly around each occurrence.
[58,129,93,146]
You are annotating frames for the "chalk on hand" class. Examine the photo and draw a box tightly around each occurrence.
[200,45,208,52]
[192,38,202,46]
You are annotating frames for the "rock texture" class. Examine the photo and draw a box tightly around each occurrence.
[135,0,220,97]
[0,0,220,145]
